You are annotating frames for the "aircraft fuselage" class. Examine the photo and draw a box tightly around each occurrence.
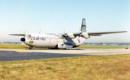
[23,33,86,49]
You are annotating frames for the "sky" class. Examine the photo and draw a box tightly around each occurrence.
[0,0,130,42]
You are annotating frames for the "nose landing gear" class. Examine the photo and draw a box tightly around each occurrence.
[29,46,33,49]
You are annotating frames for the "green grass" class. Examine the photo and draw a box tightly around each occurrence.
[0,44,47,49]
[0,44,127,49]
[0,44,28,49]
[0,54,130,80]
[77,45,126,49]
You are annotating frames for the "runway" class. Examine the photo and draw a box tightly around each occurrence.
[0,49,129,61]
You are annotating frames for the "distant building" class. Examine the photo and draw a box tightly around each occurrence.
[83,42,130,47]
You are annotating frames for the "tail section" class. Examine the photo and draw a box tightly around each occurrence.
[81,18,86,32]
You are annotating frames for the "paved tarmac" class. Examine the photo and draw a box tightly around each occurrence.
[0,51,86,61]
[0,49,129,61]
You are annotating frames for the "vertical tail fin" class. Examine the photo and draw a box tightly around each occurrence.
[81,18,86,32]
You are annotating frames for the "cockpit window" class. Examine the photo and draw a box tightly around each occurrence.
[27,35,32,39]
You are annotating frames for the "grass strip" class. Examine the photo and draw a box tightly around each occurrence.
[0,54,130,80]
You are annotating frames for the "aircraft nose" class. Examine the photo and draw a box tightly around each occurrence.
[21,38,25,42]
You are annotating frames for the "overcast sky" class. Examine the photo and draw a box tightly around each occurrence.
[0,0,130,42]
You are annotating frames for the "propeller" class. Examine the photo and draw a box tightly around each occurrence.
[39,29,42,34]
[64,28,66,34]
[24,30,27,34]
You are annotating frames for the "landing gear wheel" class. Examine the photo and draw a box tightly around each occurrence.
[66,47,72,50]
[29,46,33,49]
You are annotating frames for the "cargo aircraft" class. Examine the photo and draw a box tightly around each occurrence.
[10,18,127,49]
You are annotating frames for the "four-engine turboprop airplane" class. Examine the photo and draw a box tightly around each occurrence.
[10,18,127,49]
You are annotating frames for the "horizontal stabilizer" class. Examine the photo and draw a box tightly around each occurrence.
[9,34,25,36]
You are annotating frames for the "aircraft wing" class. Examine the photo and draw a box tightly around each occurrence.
[10,34,25,36]
[72,31,127,37]
[88,31,127,36]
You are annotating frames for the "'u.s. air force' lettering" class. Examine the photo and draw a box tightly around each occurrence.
[30,37,46,41]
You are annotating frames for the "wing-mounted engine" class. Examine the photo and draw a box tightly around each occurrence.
[81,32,89,39]
[62,33,75,39]
[66,33,75,39]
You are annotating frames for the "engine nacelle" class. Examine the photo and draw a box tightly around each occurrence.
[66,33,75,39]
[81,32,89,38]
